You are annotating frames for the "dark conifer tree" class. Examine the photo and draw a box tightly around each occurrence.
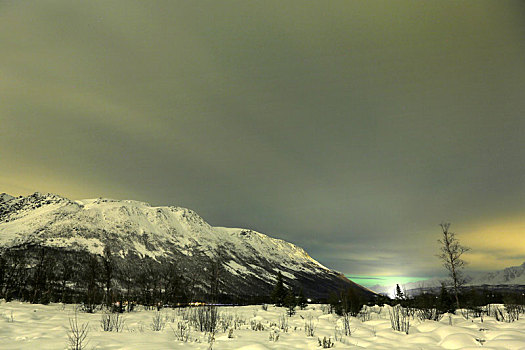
[271,271,286,306]
[395,284,404,301]
[283,290,296,316]
[298,287,308,310]
[438,283,455,314]
[328,291,340,314]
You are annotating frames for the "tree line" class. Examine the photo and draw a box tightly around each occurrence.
[0,244,308,309]
[0,244,205,309]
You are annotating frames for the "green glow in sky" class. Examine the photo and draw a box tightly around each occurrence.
[347,275,430,288]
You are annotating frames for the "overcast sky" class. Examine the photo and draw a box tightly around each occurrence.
[1,1,525,281]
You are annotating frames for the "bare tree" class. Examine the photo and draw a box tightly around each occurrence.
[437,222,470,309]
[67,312,90,350]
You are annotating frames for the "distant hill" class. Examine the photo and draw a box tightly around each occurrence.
[369,262,525,296]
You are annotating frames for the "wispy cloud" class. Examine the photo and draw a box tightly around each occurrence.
[2,1,524,278]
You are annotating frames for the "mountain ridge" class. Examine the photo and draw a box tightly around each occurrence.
[0,192,373,300]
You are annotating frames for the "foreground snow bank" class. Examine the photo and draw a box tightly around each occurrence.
[1,302,525,349]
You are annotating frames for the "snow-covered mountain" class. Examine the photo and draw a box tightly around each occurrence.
[0,192,372,299]
[468,262,525,286]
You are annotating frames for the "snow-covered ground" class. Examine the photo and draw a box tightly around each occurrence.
[1,302,525,349]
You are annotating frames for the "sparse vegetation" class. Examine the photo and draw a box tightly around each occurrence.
[100,311,124,332]
[268,329,280,342]
[318,336,334,348]
[151,311,166,331]
[171,320,191,342]
[66,312,89,350]
[304,314,316,336]
[1,298,524,348]
[389,305,410,334]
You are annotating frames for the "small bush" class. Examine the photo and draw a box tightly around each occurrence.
[318,336,334,348]
[304,314,316,337]
[268,329,279,342]
[196,306,219,333]
[219,313,233,332]
[100,312,124,332]
[171,320,191,342]
[151,311,166,331]
[358,307,371,322]
[389,305,410,334]
[67,313,89,350]
[278,313,288,332]
[250,320,265,331]
[417,308,443,322]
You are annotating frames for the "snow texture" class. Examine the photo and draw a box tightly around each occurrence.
[1,302,525,349]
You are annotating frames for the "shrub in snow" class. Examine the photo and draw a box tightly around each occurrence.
[334,325,343,343]
[416,307,443,322]
[100,311,124,332]
[66,312,89,350]
[304,314,316,337]
[233,314,246,329]
[207,328,217,349]
[171,320,191,342]
[151,311,166,331]
[268,329,279,342]
[318,336,334,348]
[278,313,289,332]
[358,306,371,322]
[195,306,219,333]
[219,313,233,332]
[389,305,410,334]
[503,294,525,322]
[341,312,352,336]
[250,320,265,331]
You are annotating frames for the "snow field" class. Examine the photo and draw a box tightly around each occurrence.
[1,302,525,349]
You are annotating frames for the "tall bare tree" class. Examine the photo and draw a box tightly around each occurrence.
[437,222,470,309]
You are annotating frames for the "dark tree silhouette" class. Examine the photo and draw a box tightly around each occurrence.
[437,222,470,309]
[283,290,296,316]
[271,272,287,306]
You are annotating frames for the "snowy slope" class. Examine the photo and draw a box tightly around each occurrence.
[469,262,525,286]
[3,302,525,350]
[0,192,370,298]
